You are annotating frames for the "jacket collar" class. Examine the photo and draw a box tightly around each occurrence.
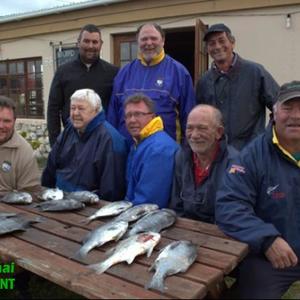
[138,116,164,142]
[138,49,165,66]
[0,131,20,149]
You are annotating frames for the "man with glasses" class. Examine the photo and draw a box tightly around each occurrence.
[195,23,279,150]
[169,104,238,223]
[47,24,118,147]
[124,93,178,208]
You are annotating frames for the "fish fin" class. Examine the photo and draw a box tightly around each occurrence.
[126,256,136,265]
[71,248,86,261]
[148,262,155,272]
[87,260,111,274]
[146,246,155,258]
[105,246,116,257]
[145,273,165,293]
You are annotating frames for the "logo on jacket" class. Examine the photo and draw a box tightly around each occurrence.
[228,164,245,174]
[155,78,164,88]
[1,161,12,173]
[266,184,279,195]
[266,184,286,199]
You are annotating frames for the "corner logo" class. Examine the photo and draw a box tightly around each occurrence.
[228,164,245,174]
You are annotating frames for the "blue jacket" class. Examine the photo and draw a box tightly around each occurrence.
[107,53,195,143]
[125,117,179,208]
[42,111,128,201]
[170,138,238,223]
[196,54,279,150]
[216,125,300,257]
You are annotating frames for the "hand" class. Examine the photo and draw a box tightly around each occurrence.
[265,237,298,269]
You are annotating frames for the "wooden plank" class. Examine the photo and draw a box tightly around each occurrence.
[0,237,169,299]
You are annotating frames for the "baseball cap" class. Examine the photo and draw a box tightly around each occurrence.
[277,81,300,104]
[203,23,232,41]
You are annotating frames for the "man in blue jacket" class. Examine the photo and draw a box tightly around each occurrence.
[196,23,279,150]
[42,88,128,201]
[124,93,179,208]
[107,23,195,144]
[216,81,300,299]
[170,104,238,223]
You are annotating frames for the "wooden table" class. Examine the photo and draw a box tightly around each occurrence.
[0,201,248,299]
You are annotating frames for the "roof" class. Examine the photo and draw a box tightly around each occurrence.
[0,0,129,23]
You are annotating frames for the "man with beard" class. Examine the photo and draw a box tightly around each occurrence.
[107,23,195,144]
[196,23,279,150]
[216,81,300,298]
[0,96,40,196]
[169,104,238,223]
[47,24,118,146]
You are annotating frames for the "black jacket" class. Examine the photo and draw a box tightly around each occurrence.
[47,55,118,146]
[169,139,238,223]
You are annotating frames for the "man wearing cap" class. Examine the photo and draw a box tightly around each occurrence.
[216,81,300,298]
[196,23,279,150]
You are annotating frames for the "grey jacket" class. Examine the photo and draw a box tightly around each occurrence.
[169,139,238,223]
[196,54,279,150]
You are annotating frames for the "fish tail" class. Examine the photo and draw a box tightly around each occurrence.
[87,259,112,274]
[71,248,87,261]
[145,272,165,293]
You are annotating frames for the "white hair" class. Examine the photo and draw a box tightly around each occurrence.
[70,89,102,112]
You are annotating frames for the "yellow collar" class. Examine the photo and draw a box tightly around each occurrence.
[272,126,300,167]
[139,116,164,142]
[138,49,165,66]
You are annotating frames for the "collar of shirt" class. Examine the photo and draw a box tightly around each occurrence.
[138,49,165,66]
[212,52,237,74]
[192,142,220,186]
[272,125,300,167]
[138,116,164,143]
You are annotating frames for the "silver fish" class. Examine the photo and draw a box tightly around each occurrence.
[145,240,198,292]
[73,220,128,260]
[127,209,176,237]
[0,214,42,235]
[84,201,133,223]
[38,188,64,201]
[88,232,161,274]
[64,191,100,205]
[0,192,32,204]
[36,199,85,211]
[114,204,159,223]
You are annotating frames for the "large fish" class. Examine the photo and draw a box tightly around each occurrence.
[88,232,161,274]
[35,199,85,212]
[73,220,128,260]
[145,240,198,292]
[38,188,64,201]
[64,191,100,205]
[127,209,176,237]
[0,214,42,235]
[83,201,133,223]
[0,192,32,204]
[114,204,159,223]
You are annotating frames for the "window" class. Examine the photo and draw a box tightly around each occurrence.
[113,34,137,67]
[0,58,43,118]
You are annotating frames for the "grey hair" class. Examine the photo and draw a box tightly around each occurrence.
[124,93,156,113]
[70,89,102,112]
[191,104,224,127]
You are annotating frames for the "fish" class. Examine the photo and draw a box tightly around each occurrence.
[83,201,133,223]
[88,231,161,274]
[38,188,64,201]
[73,220,128,260]
[126,208,176,237]
[64,191,100,205]
[145,240,198,292]
[35,199,85,212]
[114,204,159,223]
[0,214,43,235]
[0,192,32,204]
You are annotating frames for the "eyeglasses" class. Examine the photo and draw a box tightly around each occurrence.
[124,111,153,120]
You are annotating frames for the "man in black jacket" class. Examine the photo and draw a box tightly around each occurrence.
[47,24,118,146]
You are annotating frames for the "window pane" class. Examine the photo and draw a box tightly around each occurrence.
[0,78,8,89]
[17,62,24,74]
[0,63,7,75]
[27,61,35,73]
[12,93,26,116]
[131,42,137,59]
[10,77,25,90]
[9,63,17,74]
[120,42,130,60]
[35,60,42,73]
